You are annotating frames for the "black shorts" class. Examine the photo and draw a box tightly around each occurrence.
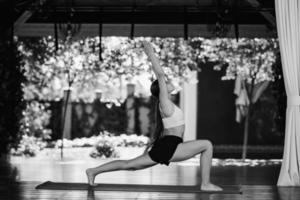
[148,135,183,166]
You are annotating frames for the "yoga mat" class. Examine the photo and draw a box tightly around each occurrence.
[36,181,242,194]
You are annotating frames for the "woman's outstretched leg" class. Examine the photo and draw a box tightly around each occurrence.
[169,140,222,191]
[86,153,157,186]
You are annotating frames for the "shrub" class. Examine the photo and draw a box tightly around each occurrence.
[10,135,46,157]
[90,140,119,158]
[52,132,150,148]
[118,134,149,147]
[51,132,148,159]
[20,101,52,140]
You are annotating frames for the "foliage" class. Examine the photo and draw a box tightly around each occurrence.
[18,37,198,103]
[192,38,279,159]
[90,140,119,159]
[19,38,278,104]
[20,101,52,140]
[53,132,149,159]
[18,36,280,156]
[19,36,278,104]
[190,38,278,83]
[19,37,57,100]
[19,36,103,102]
[11,132,148,157]
[0,37,26,154]
[52,132,149,148]
[10,135,46,157]
[95,102,127,135]
[250,88,284,144]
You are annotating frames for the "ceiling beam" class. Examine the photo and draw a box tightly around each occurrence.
[14,0,50,32]
[14,23,277,38]
[14,10,33,32]
[245,0,276,28]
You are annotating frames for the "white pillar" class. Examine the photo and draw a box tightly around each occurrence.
[180,73,198,141]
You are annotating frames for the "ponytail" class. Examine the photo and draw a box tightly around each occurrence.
[144,99,163,153]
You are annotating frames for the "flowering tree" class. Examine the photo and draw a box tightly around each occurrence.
[190,38,277,81]
[19,37,198,103]
[19,36,279,159]
[20,36,106,102]
[192,38,279,160]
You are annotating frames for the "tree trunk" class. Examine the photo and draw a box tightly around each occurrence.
[242,72,256,161]
[242,101,253,161]
[242,107,250,161]
[61,89,71,158]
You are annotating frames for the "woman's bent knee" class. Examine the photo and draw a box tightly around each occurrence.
[198,140,213,151]
[204,140,213,149]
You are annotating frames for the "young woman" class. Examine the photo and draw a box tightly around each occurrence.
[86,41,222,191]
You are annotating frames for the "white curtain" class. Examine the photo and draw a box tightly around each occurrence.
[275,0,300,186]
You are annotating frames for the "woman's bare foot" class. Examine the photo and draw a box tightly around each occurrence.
[201,183,223,191]
[86,168,97,186]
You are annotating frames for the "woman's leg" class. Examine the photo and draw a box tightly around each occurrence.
[169,139,222,191]
[86,153,157,186]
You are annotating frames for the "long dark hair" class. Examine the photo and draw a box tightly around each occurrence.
[150,80,164,143]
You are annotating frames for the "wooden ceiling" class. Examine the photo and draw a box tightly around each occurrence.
[13,0,277,38]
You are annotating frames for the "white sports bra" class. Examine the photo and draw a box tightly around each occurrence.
[159,103,185,129]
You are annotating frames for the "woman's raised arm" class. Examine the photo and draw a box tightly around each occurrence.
[142,41,169,100]
[142,41,164,77]
[142,41,173,114]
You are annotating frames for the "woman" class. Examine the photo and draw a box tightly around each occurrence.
[86,41,222,191]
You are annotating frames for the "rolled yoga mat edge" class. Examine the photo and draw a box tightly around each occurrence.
[36,181,242,194]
